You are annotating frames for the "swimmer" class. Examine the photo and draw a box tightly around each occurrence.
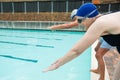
[48,6,116,80]
[43,3,120,80]
[47,9,78,30]
[90,37,114,80]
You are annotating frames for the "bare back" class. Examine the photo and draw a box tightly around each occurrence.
[73,12,120,54]
[98,12,120,34]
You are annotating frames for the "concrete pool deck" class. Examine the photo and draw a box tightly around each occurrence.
[104,49,120,80]
[91,41,120,80]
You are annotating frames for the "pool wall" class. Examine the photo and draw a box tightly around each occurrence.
[0,21,86,31]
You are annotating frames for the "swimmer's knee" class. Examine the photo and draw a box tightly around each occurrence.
[95,52,103,59]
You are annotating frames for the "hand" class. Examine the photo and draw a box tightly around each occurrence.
[47,27,52,29]
[42,60,60,73]
[47,25,56,30]
[47,25,59,30]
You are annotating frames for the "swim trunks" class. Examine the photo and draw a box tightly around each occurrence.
[102,34,120,53]
[99,37,112,49]
[102,34,120,46]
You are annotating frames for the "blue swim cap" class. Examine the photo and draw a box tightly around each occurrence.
[76,3,99,18]
[70,9,78,20]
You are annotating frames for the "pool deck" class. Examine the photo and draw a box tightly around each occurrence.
[91,41,120,80]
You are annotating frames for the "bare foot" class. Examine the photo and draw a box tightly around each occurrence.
[90,69,100,74]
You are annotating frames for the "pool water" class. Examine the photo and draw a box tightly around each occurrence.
[0,29,91,80]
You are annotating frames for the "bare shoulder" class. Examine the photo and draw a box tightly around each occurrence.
[94,12,120,26]
[91,16,106,28]
[98,12,120,21]
[93,12,120,34]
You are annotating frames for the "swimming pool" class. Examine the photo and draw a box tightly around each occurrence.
[0,29,91,80]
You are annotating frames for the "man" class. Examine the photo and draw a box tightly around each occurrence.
[91,37,113,80]
[47,9,79,30]
[43,3,120,80]
[48,7,115,80]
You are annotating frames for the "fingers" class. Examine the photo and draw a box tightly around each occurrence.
[47,27,51,29]
[51,60,59,65]
[47,25,55,29]
[42,68,51,73]
[42,65,57,73]
[42,62,59,73]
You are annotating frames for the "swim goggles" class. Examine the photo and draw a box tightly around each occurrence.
[77,9,97,23]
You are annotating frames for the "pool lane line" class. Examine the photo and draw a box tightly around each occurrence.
[36,44,54,48]
[0,41,54,48]
[0,55,38,63]
[0,34,62,41]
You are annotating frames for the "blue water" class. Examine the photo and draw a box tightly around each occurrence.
[0,29,91,80]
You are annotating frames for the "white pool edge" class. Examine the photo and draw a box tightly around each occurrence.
[91,40,110,80]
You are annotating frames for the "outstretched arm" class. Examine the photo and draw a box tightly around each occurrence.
[43,19,106,72]
[48,20,79,30]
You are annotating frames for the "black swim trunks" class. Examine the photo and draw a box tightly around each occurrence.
[102,34,120,53]
[102,34,120,46]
